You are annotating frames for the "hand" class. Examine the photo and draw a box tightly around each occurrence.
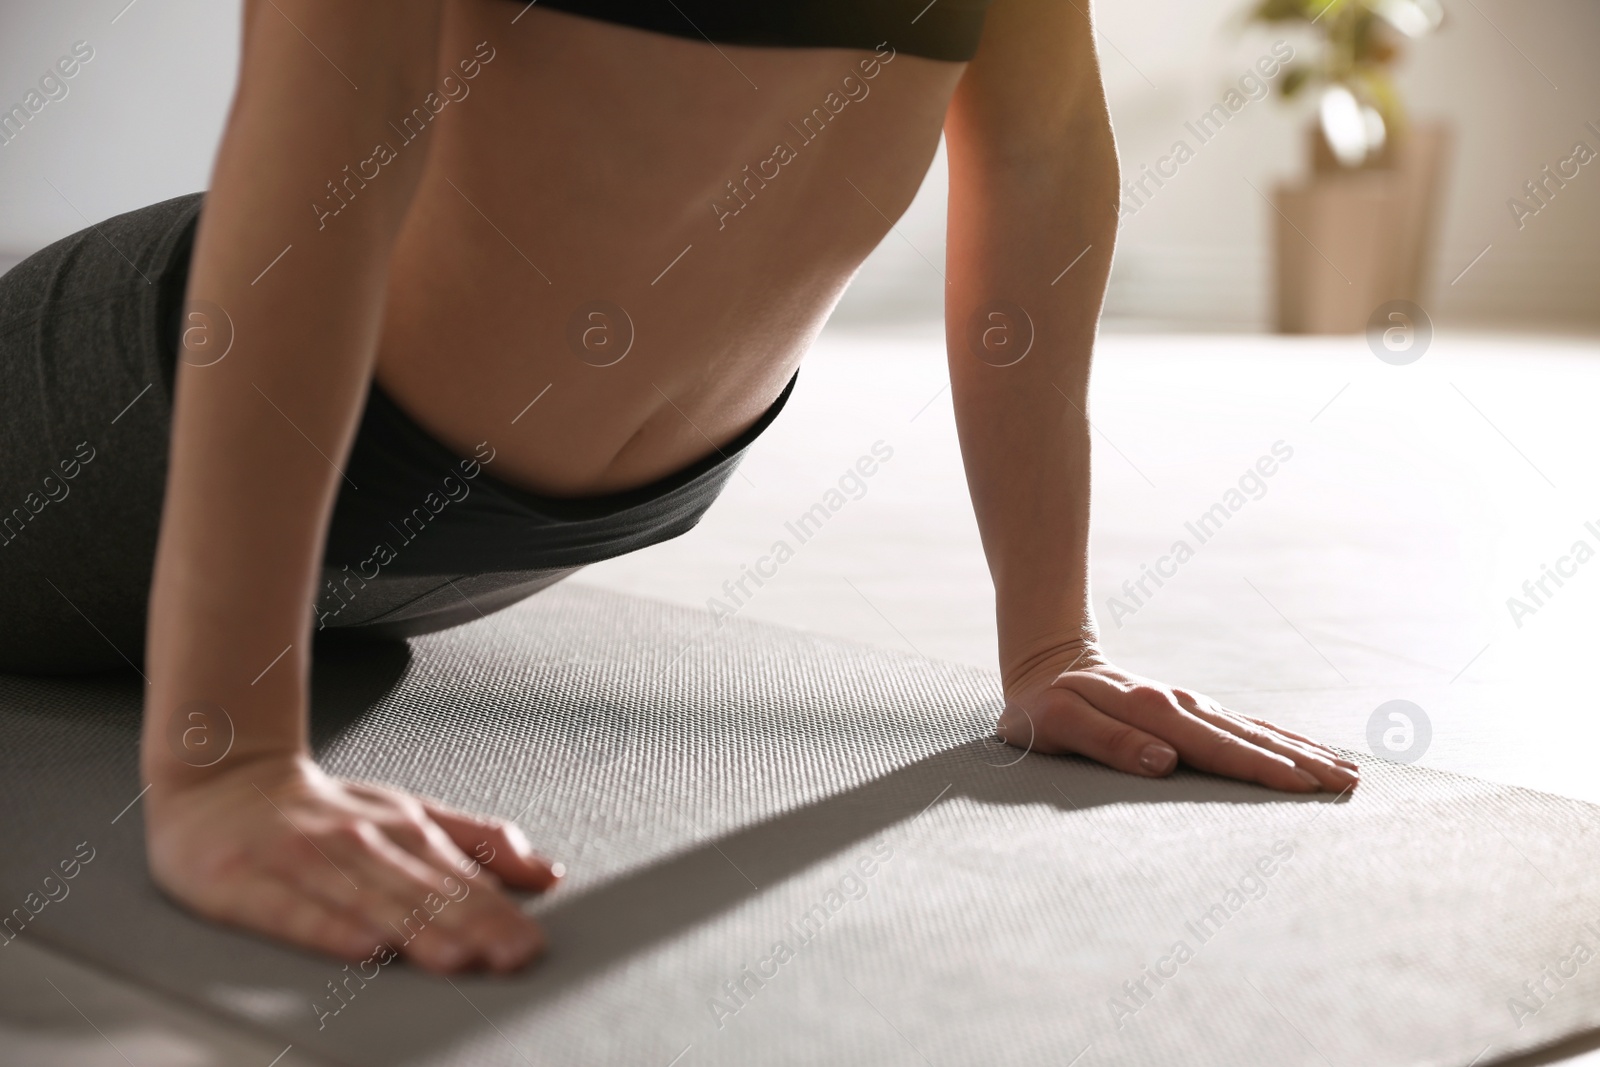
[145,752,562,973]
[999,644,1359,793]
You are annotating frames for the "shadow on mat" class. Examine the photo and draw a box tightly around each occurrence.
[308,634,415,746]
[304,647,1350,1059]
[427,736,1345,1024]
[0,642,1347,1066]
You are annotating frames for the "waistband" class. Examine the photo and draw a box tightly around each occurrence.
[322,371,795,575]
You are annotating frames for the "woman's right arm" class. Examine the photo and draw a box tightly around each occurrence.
[143,0,558,973]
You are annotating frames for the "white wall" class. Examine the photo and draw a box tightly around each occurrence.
[0,1,238,253]
[835,0,1600,329]
[2,0,1596,329]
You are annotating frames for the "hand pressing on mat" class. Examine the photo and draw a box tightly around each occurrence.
[997,645,1359,794]
[144,753,561,973]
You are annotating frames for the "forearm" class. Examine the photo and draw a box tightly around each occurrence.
[143,2,441,790]
[944,107,1119,690]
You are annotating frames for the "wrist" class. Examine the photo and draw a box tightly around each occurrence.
[142,639,311,793]
[141,735,310,795]
[993,587,1100,690]
[999,629,1105,694]
[143,574,314,792]
[143,744,314,806]
[141,669,309,786]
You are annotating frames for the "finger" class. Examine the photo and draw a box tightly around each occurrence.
[316,820,522,971]
[419,798,564,892]
[1171,688,1357,775]
[1185,705,1359,792]
[1173,694,1356,768]
[1237,715,1360,769]
[353,823,548,972]
[1056,674,1321,793]
[347,782,562,892]
[1164,684,1350,758]
[272,824,480,972]
[205,875,390,965]
[334,782,550,965]
[1022,687,1181,778]
[1221,711,1360,779]
[376,812,547,973]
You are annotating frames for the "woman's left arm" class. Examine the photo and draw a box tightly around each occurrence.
[943,0,1357,793]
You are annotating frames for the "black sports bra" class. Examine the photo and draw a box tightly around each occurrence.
[521,0,991,62]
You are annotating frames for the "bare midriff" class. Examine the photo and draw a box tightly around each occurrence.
[371,2,965,497]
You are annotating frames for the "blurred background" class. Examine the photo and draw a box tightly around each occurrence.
[4,3,1600,1064]
[3,0,1599,825]
[4,0,1600,812]
[2,0,1596,327]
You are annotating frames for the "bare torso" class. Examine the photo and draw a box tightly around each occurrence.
[374,2,966,496]
[137,3,1361,976]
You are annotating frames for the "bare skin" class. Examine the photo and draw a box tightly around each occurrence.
[144,0,1358,976]
[376,6,961,494]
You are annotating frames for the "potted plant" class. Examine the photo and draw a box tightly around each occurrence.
[1245,0,1452,332]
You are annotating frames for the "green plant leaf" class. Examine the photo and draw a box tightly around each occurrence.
[1281,65,1314,97]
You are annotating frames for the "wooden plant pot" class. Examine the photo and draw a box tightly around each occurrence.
[1271,120,1452,334]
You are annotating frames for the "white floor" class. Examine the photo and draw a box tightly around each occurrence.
[581,324,1600,807]
[5,324,1600,1067]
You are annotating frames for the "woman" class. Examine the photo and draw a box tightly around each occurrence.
[0,0,1358,975]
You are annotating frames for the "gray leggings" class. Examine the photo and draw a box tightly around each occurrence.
[0,194,577,675]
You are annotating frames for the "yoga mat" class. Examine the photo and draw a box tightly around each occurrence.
[2,584,1598,1066]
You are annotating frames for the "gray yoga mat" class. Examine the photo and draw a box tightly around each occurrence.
[2,584,1599,1067]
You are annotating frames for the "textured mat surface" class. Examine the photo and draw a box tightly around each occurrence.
[2,584,1599,1067]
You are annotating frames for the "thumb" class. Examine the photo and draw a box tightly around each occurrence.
[1021,686,1180,778]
